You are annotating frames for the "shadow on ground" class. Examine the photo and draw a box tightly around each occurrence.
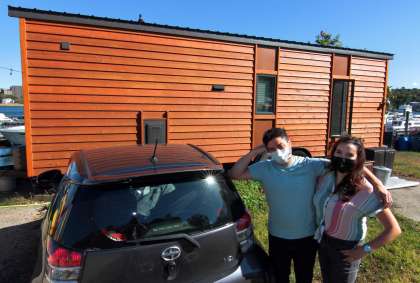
[0,176,54,206]
[0,219,41,283]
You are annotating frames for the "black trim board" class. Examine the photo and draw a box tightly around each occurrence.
[8,6,393,60]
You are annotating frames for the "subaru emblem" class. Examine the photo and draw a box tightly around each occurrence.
[161,246,182,261]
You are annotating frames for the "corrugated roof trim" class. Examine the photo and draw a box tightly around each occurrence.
[8,5,393,60]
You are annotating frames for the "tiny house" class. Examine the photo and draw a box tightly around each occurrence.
[9,6,393,176]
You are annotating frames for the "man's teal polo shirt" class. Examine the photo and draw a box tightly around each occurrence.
[249,156,329,239]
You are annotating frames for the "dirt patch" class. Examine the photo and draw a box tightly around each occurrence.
[0,206,44,283]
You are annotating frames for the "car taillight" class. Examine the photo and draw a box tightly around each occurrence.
[235,211,254,253]
[46,237,82,281]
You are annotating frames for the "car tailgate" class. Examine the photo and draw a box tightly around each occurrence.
[80,224,240,283]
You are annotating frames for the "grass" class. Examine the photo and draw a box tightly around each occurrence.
[234,180,420,283]
[0,192,52,207]
[393,151,420,179]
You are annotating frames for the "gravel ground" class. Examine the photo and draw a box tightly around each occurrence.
[0,205,44,283]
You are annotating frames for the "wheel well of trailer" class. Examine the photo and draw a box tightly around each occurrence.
[292,147,312,157]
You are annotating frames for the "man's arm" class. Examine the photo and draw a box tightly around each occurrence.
[363,167,392,208]
[228,145,266,180]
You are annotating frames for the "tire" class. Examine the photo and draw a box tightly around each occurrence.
[292,148,311,157]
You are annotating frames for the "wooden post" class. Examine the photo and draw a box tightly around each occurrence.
[19,18,34,176]
[325,53,335,155]
[379,60,389,146]
[251,44,257,148]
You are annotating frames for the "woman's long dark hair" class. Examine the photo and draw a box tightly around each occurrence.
[329,135,366,201]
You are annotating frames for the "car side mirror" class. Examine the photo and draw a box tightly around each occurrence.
[37,169,64,188]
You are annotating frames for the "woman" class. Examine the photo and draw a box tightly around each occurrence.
[313,135,401,283]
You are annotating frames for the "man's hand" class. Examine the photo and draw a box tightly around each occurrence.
[363,167,392,208]
[228,144,267,180]
[251,144,267,159]
[376,184,393,209]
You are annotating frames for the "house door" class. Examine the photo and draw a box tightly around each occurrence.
[327,80,354,153]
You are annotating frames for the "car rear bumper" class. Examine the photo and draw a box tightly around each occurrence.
[34,244,270,283]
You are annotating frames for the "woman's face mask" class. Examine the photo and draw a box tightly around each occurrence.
[331,142,359,173]
[331,156,356,173]
[269,147,291,165]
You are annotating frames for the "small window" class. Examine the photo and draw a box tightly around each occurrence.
[330,80,353,136]
[144,119,166,144]
[256,75,276,114]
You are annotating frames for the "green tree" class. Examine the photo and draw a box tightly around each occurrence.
[315,31,342,47]
[387,87,420,110]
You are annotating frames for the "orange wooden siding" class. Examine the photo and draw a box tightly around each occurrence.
[276,49,332,156]
[24,19,254,175]
[350,57,386,147]
[19,17,389,176]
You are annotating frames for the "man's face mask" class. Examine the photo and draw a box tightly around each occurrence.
[331,156,357,173]
[269,147,291,165]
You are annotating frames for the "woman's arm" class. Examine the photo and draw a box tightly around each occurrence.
[363,167,393,208]
[342,209,401,262]
[367,209,401,250]
[228,145,266,180]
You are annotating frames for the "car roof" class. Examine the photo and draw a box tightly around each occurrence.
[68,144,223,184]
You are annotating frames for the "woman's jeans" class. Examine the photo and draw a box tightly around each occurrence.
[319,233,361,283]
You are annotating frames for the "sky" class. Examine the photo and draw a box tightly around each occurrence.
[1,0,419,89]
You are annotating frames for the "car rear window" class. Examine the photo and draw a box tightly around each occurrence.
[59,173,245,250]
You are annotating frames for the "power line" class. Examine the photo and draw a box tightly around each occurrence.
[0,66,22,75]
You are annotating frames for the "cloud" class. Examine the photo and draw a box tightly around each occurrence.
[412,82,418,86]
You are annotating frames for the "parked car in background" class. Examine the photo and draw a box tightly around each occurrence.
[32,144,271,283]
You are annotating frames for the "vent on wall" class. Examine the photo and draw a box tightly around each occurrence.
[212,84,225,91]
[60,42,70,50]
[144,119,166,144]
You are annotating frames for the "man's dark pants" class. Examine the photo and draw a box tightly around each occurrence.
[269,234,318,283]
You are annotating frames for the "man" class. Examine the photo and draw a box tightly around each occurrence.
[228,128,391,283]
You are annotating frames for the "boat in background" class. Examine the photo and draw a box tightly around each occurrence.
[0,113,14,125]
[0,125,25,145]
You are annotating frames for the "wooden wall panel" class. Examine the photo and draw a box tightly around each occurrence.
[25,20,254,175]
[277,49,331,156]
[350,57,387,147]
[256,47,277,70]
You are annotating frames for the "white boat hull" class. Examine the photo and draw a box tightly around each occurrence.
[0,126,25,145]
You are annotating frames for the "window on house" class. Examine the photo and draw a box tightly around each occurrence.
[144,119,166,144]
[330,80,353,136]
[256,75,276,114]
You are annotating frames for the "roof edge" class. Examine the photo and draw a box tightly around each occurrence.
[8,6,394,60]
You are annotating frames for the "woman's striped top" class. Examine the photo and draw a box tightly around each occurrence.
[313,171,383,242]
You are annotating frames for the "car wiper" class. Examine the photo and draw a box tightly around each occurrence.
[127,233,200,248]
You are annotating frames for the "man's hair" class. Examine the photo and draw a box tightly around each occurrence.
[262,128,289,146]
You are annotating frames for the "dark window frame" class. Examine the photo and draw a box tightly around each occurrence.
[255,75,277,115]
[330,80,354,137]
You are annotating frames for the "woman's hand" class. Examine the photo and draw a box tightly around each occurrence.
[341,246,366,263]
